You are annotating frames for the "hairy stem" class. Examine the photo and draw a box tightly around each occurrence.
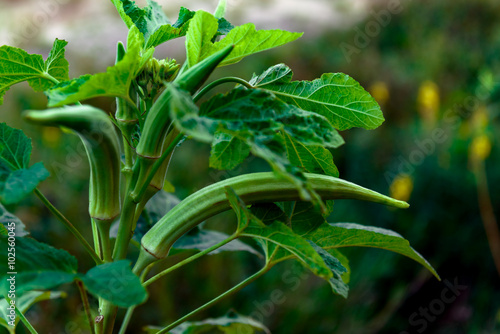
[143,234,238,287]
[76,280,96,334]
[156,266,270,333]
[34,188,103,265]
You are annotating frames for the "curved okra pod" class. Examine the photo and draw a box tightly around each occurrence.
[23,106,122,222]
[135,172,409,271]
[135,45,234,160]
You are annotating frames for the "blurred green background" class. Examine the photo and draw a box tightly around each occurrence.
[1,0,500,333]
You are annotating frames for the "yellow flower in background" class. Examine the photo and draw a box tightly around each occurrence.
[369,81,390,106]
[390,174,414,202]
[469,135,492,162]
[42,126,62,148]
[470,106,489,132]
[417,81,440,127]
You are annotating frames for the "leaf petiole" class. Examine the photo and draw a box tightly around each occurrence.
[142,234,239,286]
[155,265,271,334]
[34,188,103,265]
[193,77,254,103]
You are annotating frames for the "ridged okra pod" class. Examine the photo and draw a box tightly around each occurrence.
[24,106,122,221]
[135,45,234,159]
[136,172,409,270]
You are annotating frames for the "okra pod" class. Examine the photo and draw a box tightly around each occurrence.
[136,172,409,269]
[24,106,122,221]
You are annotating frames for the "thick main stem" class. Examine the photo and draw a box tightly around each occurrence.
[34,188,102,265]
[156,266,270,334]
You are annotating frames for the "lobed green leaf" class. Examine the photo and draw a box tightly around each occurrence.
[80,260,148,308]
[306,222,440,279]
[251,64,384,130]
[0,123,50,204]
[46,27,153,106]
[0,39,69,105]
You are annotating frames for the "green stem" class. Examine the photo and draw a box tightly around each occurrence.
[4,295,38,333]
[193,77,254,103]
[113,194,138,260]
[34,188,103,265]
[156,266,270,334]
[99,301,118,334]
[143,234,238,287]
[91,219,102,260]
[76,280,96,334]
[96,219,113,263]
[118,264,153,334]
[132,133,184,202]
[118,306,136,334]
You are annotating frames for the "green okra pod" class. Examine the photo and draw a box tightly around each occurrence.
[135,172,409,270]
[24,106,122,221]
[136,45,234,159]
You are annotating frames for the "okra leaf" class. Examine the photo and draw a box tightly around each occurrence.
[283,131,340,177]
[0,162,50,205]
[0,291,65,330]
[251,64,384,130]
[186,11,220,67]
[250,202,350,297]
[172,227,260,256]
[209,131,250,170]
[0,236,78,295]
[146,311,269,333]
[0,123,50,204]
[206,24,303,67]
[111,0,196,48]
[306,222,440,279]
[146,7,196,48]
[46,27,153,106]
[79,260,148,308]
[0,39,69,105]
[309,241,349,298]
[170,85,342,203]
[225,188,332,279]
[0,203,28,237]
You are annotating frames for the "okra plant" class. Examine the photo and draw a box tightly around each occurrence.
[0,1,439,333]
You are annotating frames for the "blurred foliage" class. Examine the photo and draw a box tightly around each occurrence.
[3,0,500,333]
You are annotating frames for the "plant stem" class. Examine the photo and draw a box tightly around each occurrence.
[10,299,38,334]
[118,306,136,334]
[76,280,96,334]
[34,188,103,265]
[99,300,118,334]
[193,77,254,103]
[143,234,238,287]
[156,266,270,334]
[91,219,102,260]
[119,264,153,334]
[96,219,113,263]
[113,194,138,260]
[133,133,184,201]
